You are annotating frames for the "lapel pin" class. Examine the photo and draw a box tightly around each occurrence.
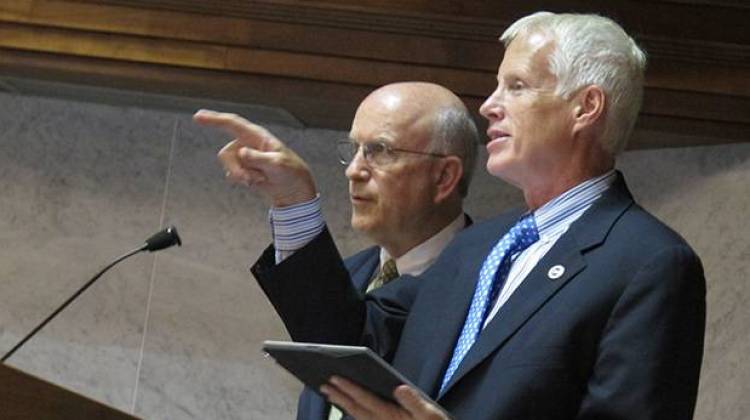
[548,264,565,280]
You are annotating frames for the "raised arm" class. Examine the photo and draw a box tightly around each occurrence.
[193,109,317,207]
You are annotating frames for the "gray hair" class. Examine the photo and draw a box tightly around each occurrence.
[429,106,479,198]
[501,12,647,156]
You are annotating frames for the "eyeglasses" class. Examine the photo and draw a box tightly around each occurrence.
[336,139,449,167]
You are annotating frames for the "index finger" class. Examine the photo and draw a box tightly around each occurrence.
[193,109,277,150]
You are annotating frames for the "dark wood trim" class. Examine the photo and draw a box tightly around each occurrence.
[0,364,139,419]
[3,47,747,150]
[0,47,369,129]
[1,0,748,148]
[73,0,749,44]
[30,0,750,66]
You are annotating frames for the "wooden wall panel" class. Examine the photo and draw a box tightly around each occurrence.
[0,0,748,148]
[0,47,370,129]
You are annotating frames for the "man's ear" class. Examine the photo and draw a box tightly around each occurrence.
[572,85,606,134]
[433,156,463,203]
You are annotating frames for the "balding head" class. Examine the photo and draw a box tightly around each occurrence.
[359,82,465,123]
[344,82,478,256]
[352,82,478,197]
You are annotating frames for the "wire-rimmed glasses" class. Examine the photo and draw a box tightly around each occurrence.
[336,139,449,167]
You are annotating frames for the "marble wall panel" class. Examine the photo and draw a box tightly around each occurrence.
[131,117,304,419]
[617,144,750,420]
[0,92,174,410]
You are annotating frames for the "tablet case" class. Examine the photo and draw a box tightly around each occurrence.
[263,340,414,403]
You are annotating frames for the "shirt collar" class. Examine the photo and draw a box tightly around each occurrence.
[533,170,617,240]
[380,213,466,277]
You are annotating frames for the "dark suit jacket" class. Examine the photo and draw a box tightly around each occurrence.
[253,175,705,420]
[296,245,379,420]
[294,215,473,420]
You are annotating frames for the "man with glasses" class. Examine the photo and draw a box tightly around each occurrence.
[194,81,478,420]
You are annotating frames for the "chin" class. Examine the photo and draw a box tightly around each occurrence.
[350,215,371,233]
[486,156,509,178]
[486,159,522,187]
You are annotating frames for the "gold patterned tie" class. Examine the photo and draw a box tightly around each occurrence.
[366,259,399,293]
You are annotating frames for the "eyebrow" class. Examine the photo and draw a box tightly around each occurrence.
[348,136,395,144]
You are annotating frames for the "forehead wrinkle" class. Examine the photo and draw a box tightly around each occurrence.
[352,105,429,147]
[351,82,457,149]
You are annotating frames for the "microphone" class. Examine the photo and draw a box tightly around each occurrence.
[1,226,182,363]
[142,225,182,252]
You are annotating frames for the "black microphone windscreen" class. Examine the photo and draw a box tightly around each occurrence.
[144,226,182,252]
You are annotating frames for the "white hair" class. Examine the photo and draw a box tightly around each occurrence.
[430,105,479,198]
[501,12,647,156]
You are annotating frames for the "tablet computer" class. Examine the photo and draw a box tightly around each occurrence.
[262,340,436,406]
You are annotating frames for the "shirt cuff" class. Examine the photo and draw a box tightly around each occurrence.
[270,194,325,263]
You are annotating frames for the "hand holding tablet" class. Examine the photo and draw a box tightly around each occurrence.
[262,340,451,419]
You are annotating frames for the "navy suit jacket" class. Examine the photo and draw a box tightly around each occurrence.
[296,245,379,420]
[294,215,472,420]
[253,175,705,419]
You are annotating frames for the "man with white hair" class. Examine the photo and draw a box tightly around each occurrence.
[208,11,706,420]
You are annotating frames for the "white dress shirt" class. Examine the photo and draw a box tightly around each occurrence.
[379,213,466,277]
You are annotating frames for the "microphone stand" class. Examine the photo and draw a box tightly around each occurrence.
[1,246,144,363]
[1,226,181,363]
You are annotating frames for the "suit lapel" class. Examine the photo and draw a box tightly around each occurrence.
[439,234,586,395]
[414,213,520,397]
[438,174,635,397]
[345,247,380,293]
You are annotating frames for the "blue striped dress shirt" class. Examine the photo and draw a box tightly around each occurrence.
[483,170,616,327]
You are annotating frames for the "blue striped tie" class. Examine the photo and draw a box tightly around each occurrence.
[439,213,539,395]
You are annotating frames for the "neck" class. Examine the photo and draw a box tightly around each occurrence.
[381,202,462,258]
[523,157,613,210]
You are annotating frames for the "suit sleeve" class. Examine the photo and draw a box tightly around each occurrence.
[251,227,365,345]
[576,244,706,419]
[251,227,417,359]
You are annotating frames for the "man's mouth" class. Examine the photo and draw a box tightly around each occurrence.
[350,192,373,203]
[486,128,511,142]
[486,128,511,149]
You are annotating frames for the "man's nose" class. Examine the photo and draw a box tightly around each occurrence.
[479,88,505,121]
[345,148,370,180]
